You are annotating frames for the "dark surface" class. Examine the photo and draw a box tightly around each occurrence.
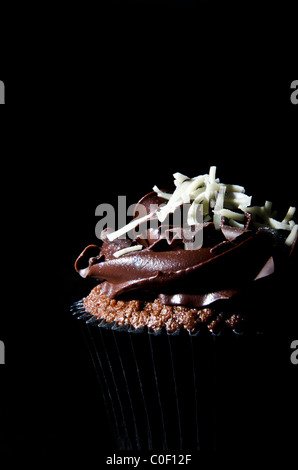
[0,1,297,464]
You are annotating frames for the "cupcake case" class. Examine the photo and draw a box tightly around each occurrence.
[71,298,279,451]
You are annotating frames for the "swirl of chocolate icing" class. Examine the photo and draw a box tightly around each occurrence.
[75,192,293,310]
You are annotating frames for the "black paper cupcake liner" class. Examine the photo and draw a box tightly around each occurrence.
[70,298,279,451]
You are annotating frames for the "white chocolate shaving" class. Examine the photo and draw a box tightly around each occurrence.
[213,184,226,229]
[225,193,252,208]
[228,219,245,229]
[225,184,245,193]
[285,224,298,246]
[267,218,292,231]
[113,245,143,258]
[282,206,296,224]
[107,213,153,242]
[219,209,246,222]
[106,166,297,248]
[187,200,201,226]
[152,185,172,200]
[209,165,217,184]
[173,172,189,185]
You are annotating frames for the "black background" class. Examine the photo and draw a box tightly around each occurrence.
[0,0,297,465]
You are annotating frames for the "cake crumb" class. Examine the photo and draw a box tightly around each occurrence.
[83,284,246,333]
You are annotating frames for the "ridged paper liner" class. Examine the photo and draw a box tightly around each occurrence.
[71,298,274,451]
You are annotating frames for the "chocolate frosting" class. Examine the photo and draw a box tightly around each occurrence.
[75,192,294,310]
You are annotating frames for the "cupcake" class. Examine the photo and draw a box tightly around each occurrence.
[72,166,297,450]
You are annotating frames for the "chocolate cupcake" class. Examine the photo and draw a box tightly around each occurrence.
[72,167,297,450]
